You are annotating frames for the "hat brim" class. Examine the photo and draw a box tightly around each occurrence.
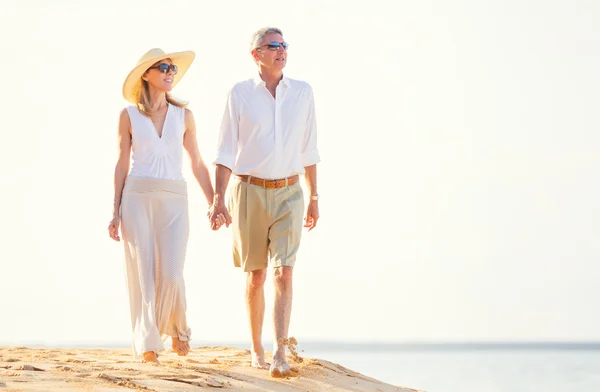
[122,51,195,104]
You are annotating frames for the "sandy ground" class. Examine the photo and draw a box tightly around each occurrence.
[0,346,422,391]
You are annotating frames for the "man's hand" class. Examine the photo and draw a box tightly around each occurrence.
[303,200,319,231]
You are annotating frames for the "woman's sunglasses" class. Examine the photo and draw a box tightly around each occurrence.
[256,41,289,51]
[148,63,178,74]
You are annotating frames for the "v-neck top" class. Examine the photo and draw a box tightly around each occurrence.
[127,104,186,181]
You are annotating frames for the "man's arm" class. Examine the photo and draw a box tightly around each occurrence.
[210,164,233,229]
[302,86,320,231]
[208,88,238,230]
[301,86,320,169]
[304,164,317,198]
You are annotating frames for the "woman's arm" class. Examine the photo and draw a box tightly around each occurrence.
[183,108,215,206]
[108,109,132,241]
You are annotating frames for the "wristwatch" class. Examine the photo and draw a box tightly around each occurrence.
[309,194,319,201]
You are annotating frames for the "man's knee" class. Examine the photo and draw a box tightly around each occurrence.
[273,266,293,287]
[247,268,267,288]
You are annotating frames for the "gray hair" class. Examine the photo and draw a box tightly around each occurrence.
[250,27,283,51]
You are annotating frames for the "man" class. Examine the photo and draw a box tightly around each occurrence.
[208,27,320,378]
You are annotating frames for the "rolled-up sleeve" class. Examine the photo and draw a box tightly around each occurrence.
[213,89,238,170]
[301,87,320,167]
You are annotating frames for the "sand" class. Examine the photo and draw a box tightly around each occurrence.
[0,345,421,391]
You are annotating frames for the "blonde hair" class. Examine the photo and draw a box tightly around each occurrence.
[134,60,187,116]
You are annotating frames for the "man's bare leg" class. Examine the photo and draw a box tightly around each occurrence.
[142,351,160,364]
[247,268,269,369]
[172,337,190,356]
[270,266,296,378]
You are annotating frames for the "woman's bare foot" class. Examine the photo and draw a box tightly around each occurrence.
[172,337,190,356]
[142,351,160,364]
[251,349,270,369]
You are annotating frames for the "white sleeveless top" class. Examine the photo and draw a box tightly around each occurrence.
[127,104,186,181]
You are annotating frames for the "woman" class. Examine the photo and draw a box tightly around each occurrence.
[108,48,224,364]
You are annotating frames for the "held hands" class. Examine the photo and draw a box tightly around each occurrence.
[108,216,121,241]
[109,203,230,240]
[210,212,228,230]
[304,199,319,231]
[207,198,232,231]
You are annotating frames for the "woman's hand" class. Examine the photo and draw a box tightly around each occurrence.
[108,216,121,241]
[212,212,227,230]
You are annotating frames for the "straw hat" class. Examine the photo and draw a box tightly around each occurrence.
[122,48,195,103]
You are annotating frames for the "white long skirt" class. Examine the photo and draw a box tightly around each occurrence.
[120,177,191,357]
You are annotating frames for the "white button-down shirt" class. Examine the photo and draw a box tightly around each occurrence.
[214,75,320,179]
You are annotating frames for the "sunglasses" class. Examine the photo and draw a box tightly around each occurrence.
[148,63,178,74]
[257,41,289,51]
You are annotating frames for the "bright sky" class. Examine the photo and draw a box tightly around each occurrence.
[1,0,598,346]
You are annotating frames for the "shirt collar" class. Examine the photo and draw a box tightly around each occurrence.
[252,75,291,89]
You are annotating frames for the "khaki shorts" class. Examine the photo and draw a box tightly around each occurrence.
[228,179,304,272]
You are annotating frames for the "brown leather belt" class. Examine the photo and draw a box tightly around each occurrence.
[236,175,299,189]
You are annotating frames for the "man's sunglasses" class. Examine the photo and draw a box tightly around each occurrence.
[256,41,289,51]
[148,63,178,74]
